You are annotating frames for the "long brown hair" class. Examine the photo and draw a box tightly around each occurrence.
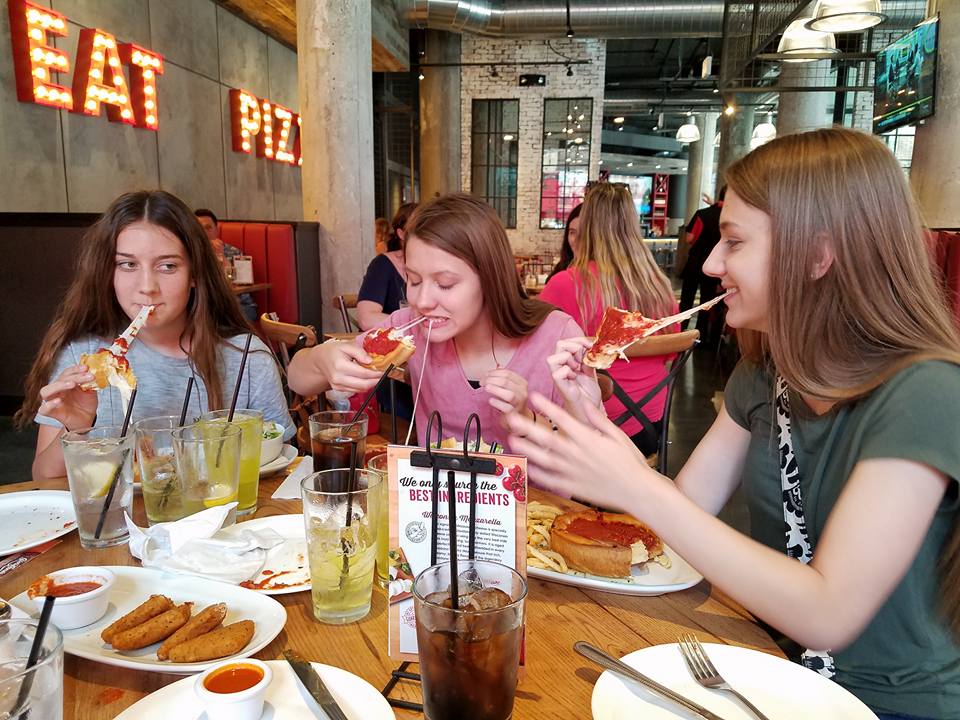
[404,194,555,337]
[16,190,253,427]
[725,127,960,638]
[571,182,674,329]
[388,202,418,252]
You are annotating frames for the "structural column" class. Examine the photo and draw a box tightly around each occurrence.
[715,100,754,193]
[776,60,834,135]
[911,0,960,228]
[677,112,719,271]
[419,31,461,198]
[298,1,376,307]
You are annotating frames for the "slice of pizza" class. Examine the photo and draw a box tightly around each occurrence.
[362,327,416,371]
[79,304,154,401]
[583,291,731,369]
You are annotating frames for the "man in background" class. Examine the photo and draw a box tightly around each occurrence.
[678,187,724,349]
[195,208,258,324]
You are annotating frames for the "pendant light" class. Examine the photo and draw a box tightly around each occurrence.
[750,113,777,150]
[676,115,701,144]
[805,0,886,33]
[777,18,839,62]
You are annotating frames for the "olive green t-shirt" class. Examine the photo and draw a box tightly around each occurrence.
[725,359,960,718]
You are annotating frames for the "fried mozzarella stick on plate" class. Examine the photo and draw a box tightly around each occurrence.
[100,594,172,644]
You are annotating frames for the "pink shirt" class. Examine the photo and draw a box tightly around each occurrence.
[365,307,584,454]
[539,267,678,436]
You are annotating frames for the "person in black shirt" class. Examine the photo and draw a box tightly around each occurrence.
[679,187,725,347]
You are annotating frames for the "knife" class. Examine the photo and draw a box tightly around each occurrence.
[574,641,732,720]
[283,650,350,720]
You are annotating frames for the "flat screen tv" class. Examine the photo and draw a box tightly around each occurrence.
[873,17,938,135]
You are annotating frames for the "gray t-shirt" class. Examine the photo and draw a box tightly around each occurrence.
[37,334,295,441]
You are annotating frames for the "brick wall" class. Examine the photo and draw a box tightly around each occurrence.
[460,36,606,256]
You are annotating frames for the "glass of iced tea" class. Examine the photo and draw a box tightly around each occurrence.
[366,452,390,589]
[309,411,368,473]
[199,409,263,517]
[134,415,188,525]
[413,560,527,720]
[301,468,382,624]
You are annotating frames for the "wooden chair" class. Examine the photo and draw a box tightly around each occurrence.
[259,313,320,451]
[331,293,361,332]
[596,329,699,475]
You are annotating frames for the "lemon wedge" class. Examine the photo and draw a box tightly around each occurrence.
[81,460,118,498]
[203,484,238,508]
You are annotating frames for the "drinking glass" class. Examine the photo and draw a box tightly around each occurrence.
[414,560,527,720]
[309,411,368,473]
[366,452,390,589]
[0,620,64,720]
[172,423,241,525]
[301,469,382,624]
[199,409,263,517]
[61,426,134,549]
[134,415,188,525]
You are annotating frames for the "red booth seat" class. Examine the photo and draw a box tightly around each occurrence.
[219,222,299,323]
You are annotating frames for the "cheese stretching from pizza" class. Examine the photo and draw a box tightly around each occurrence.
[584,307,659,369]
[80,349,137,407]
[550,509,670,578]
[362,327,416,371]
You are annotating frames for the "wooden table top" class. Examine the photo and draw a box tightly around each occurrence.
[232,281,271,294]
[0,466,781,719]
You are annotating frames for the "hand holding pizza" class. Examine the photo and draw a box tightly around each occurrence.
[481,367,529,422]
[38,364,99,431]
[547,337,602,421]
[311,340,384,395]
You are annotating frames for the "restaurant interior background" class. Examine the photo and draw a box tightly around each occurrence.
[1,0,956,484]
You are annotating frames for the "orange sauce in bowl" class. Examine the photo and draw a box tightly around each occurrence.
[27,576,103,599]
[204,664,264,694]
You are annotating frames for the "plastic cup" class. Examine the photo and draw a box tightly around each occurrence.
[366,452,390,589]
[61,426,134,549]
[0,620,64,720]
[309,411,368,473]
[134,415,188,525]
[301,468,382,624]
[199,409,263,517]
[172,423,241,525]
[413,560,527,720]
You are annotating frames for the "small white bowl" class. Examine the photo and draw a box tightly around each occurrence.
[195,658,272,720]
[27,566,115,630]
[260,422,284,466]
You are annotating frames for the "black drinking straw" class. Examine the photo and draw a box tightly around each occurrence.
[349,363,396,428]
[178,376,195,426]
[15,595,56,719]
[94,386,137,540]
[446,469,459,609]
[227,333,254,422]
[338,441,359,585]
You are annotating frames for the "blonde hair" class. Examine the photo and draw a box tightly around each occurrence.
[726,127,960,638]
[571,183,674,327]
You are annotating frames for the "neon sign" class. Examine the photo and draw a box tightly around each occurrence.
[229,89,302,165]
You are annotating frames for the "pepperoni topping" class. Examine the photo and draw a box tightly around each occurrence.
[566,517,660,551]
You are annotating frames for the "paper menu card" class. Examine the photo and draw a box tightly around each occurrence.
[386,444,527,662]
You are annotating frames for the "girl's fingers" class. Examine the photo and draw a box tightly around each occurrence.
[488,397,513,415]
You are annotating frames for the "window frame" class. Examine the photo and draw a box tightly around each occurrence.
[470,98,520,229]
[539,97,593,230]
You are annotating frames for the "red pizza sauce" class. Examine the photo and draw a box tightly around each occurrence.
[204,663,264,694]
[566,518,659,550]
[595,308,657,349]
[364,329,400,355]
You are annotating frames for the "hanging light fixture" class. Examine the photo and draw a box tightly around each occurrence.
[805,0,886,33]
[676,116,701,144]
[750,113,777,149]
[777,18,839,62]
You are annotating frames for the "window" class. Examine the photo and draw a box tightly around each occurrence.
[540,98,592,229]
[471,100,519,228]
[881,124,915,174]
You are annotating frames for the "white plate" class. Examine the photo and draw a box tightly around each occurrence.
[592,643,878,719]
[115,660,395,719]
[220,514,310,595]
[528,545,702,596]
[10,566,286,674]
[0,491,77,556]
[260,444,298,476]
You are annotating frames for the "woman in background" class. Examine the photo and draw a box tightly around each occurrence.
[357,203,418,330]
[546,204,582,281]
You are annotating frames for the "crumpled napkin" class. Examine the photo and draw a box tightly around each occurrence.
[125,504,284,584]
[271,455,313,500]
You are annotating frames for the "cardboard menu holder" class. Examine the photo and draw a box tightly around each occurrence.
[232,255,254,285]
[386,439,527,662]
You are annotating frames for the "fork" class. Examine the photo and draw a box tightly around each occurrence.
[678,634,772,720]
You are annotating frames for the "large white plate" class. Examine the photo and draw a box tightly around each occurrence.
[592,643,878,719]
[0,491,77,556]
[260,444,298,477]
[115,660,395,719]
[10,566,286,674]
[221,514,310,595]
[528,545,702,596]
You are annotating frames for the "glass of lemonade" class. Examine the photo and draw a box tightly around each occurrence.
[61,426,134,549]
[171,423,241,525]
[134,415,188,525]
[301,468,382,624]
[366,452,390,589]
[0,620,64,720]
[199,409,263,516]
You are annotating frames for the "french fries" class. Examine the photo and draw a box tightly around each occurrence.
[100,596,255,663]
[526,501,569,574]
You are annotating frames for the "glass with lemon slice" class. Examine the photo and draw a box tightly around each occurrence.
[171,423,241,526]
[62,426,135,548]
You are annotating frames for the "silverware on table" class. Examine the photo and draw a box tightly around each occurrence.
[283,649,349,720]
[574,641,731,720]
[678,634,772,720]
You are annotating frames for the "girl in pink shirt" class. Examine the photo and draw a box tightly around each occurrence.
[288,194,591,456]
[539,182,677,456]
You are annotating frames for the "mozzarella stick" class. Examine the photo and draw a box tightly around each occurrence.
[110,603,192,651]
[100,595,173,644]
[157,603,227,661]
[167,620,255,663]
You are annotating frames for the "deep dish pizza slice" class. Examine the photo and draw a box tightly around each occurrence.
[362,327,416,371]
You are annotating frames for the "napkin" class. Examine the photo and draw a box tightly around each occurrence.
[271,455,313,500]
[125,504,284,585]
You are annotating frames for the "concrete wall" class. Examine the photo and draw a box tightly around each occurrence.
[459,37,606,256]
[0,0,301,219]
